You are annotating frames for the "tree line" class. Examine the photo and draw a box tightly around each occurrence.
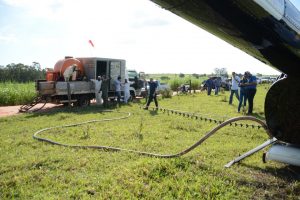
[0,63,46,82]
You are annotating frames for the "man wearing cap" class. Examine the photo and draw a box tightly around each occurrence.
[144,78,158,109]
[244,71,257,114]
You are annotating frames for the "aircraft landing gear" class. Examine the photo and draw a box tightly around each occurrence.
[264,75,300,145]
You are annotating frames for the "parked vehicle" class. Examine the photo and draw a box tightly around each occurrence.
[140,80,170,97]
[127,69,146,97]
[36,56,137,106]
[157,82,170,91]
[261,77,271,83]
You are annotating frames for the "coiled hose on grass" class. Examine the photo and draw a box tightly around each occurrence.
[33,110,271,158]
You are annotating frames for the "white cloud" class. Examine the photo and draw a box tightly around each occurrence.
[0,34,16,43]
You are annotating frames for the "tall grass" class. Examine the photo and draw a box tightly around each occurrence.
[0,82,36,106]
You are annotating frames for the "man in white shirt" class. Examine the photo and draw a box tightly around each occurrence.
[91,76,102,104]
[63,64,77,82]
[229,72,240,104]
[123,79,130,103]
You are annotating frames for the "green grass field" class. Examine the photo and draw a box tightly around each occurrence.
[0,82,36,106]
[1,84,299,199]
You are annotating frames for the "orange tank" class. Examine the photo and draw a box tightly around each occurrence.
[53,57,85,78]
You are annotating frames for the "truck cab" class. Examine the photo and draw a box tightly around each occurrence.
[127,69,146,97]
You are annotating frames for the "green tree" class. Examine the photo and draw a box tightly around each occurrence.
[160,76,170,81]
[0,63,46,82]
[192,73,200,79]
[179,73,185,78]
[214,68,228,77]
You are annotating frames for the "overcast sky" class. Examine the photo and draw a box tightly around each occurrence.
[1,0,299,75]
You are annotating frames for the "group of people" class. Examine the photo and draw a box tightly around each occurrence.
[113,76,131,104]
[229,71,257,114]
[93,75,133,106]
[205,71,257,114]
[95,72,257,114]
[114,76,159,109]
[205,77,222,95]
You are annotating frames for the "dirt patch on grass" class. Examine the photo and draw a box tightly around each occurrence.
[0,103,62,117]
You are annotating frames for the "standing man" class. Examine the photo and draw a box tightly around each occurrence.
[93,76,102,105]
[101,75,110,108]
[123,79,130,104]
[244,71,257,114]
[114,76,122,104]
[238,75,248,112]
[144,78,158,109]
[229,72,240,104]
[214,77,221,95]
[205,77,214,96]
[63,64,77,82]
[91,76,102,104]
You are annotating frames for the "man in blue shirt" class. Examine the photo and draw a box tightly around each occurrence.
[144,78,158,109]
[214,77,221,95]
[205,77,214,95]
[114,76,122,104]
[244,71,257,114]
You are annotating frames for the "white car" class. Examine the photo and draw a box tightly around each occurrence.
[157,82,170,91]
[141,80,170,97]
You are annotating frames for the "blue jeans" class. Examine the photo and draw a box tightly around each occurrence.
[238,90,247,112]
[115,91,121,103]
[247,89,256,114]
[146,93,158,107]
[229,90,239,104]
[215,86,220,95]
[207,87,212,95]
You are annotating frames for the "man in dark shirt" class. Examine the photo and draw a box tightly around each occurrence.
[205,77,214,95]
[101,75,110,108]
[244,71,257,114]
[144,78,158,109]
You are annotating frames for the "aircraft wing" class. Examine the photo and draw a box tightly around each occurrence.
[150,0,300,77]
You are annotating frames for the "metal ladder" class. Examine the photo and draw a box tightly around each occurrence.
[19,96,46,113]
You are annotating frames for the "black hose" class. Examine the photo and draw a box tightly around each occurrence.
[33,110,270,158]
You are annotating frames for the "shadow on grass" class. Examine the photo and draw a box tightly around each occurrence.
[141,109,158,116]
[235,164,300,198]
[246,112,265,120]
[24,103,128,118]
[239,163,300,181]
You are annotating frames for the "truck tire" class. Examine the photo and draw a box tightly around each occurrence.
[129,91,135,102]
[77,95,90,107]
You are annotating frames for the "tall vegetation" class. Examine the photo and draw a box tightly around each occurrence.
[168,77,182,92]
[0,63,46,82]
[190,78,201,92]
[0,82,36,105]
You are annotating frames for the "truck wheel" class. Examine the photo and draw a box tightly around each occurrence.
[130,91,136,102]
[265,76,300,144]
[77,95,90,107]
